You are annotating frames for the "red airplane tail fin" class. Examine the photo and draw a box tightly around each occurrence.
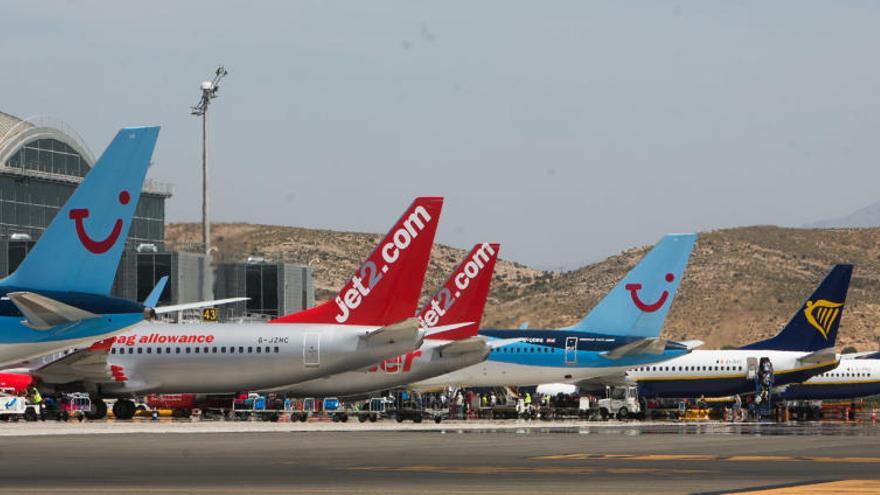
[270,197,443,326]
[420,243,499,340]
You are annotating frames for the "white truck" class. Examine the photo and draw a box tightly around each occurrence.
[0,391,38,422]
[597,385,641,420]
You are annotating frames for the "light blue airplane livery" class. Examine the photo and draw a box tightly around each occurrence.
[0,127,242,368]
[414,233,700,390]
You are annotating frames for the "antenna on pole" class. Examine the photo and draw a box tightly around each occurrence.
[191,65,227,300]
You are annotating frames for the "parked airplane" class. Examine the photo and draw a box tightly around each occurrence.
[274,242,504,398]
[0,127,239,367]
[27,197,444,419]
[627,264,852,399]
[778,353,880,400]
[413,233,699,390]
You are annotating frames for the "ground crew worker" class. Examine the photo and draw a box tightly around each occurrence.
[27,385,43,405]
[524,392,532,407]
[27,384,42,414]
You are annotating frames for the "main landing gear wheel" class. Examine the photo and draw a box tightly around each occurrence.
[24,407,38,422]
[87,400,108,420]
[113,399,136,420]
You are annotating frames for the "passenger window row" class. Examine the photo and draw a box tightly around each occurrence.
[631,365,744,373]
[110,346,280,355]
[819,372,872,378]
[491,346,555,353]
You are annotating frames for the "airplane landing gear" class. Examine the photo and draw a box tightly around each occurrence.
[86,399,108,420]
[113,399,136,420]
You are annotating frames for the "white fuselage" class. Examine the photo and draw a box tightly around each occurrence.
[38,322,424,395]
[274,339,489,398]
[627,349,839,398]
[412,357,637,390]
[800,357,880,385]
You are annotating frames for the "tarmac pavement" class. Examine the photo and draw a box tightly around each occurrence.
[1,421,879,494]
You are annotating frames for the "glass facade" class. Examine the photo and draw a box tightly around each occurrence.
[0,175,164,243]
[7,239,35,274]
[6,138,88,177]
[246,264,279,317]
[137,253,172,305]
[1,137,165,242]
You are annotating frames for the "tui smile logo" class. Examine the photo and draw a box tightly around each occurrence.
[69,190,130,254]
[625,273,674,313]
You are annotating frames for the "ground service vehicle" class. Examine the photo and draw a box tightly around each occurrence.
[598,386,641,420]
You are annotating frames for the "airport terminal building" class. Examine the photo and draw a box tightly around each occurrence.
[0,111,312,319]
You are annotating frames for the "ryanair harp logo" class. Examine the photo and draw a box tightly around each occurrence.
[803,300,843,339]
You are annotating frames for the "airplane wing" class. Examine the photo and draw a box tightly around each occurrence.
[152,297,249,315]
[6,292,99,330]
[601,338,667,360]
[361,317,420,346]
[573,374,636,392]
[423,322,473,338]
[434,337,488,357]
[797,348,838,366]
[841,351,880,360]
[32,339,115,384]
[431,336,523,358]
[678,340,704,350]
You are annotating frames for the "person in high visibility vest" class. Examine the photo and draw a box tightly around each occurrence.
[27,385,41,405]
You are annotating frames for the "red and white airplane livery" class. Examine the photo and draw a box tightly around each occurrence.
[9,197,444,419]
[272,242,503,398]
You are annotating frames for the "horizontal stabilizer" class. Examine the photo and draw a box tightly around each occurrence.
[797,348,838,366]
[34,342,113,384]
[7,292,99,330]
[486,338,524,349]
[678,340,704,350]
[152,297,249,315]
[435,337,488,357]
[602,338,667,360]
[841,351,879,360]
[424,322,473,337]
[361,317,421,346]
[575,374,635,392]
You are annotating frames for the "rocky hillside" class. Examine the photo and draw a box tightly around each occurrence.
[166,224,880,351]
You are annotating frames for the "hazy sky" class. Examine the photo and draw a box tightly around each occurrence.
[2,1,879,269]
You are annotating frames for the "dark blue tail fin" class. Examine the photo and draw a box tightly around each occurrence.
[1,126,160,295]
[740,264,852,352]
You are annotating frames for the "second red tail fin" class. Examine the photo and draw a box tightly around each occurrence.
[271,197,443,326]
[420,242,499,340]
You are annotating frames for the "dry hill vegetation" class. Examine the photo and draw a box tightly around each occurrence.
[166,223,880,351]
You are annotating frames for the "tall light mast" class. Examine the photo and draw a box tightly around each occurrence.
[191,65,228,258]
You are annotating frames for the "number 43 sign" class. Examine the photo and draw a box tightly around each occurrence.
[202,308,218,322]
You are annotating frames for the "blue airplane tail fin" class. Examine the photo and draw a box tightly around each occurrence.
[740,264,852,352]
[2,126,160,295]
[566,233,697,338]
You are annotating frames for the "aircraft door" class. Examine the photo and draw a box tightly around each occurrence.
[303,333,320,367]
[565,337,578,365]
[746,357,758,380]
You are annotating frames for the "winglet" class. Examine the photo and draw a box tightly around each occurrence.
[143,276,169,308]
